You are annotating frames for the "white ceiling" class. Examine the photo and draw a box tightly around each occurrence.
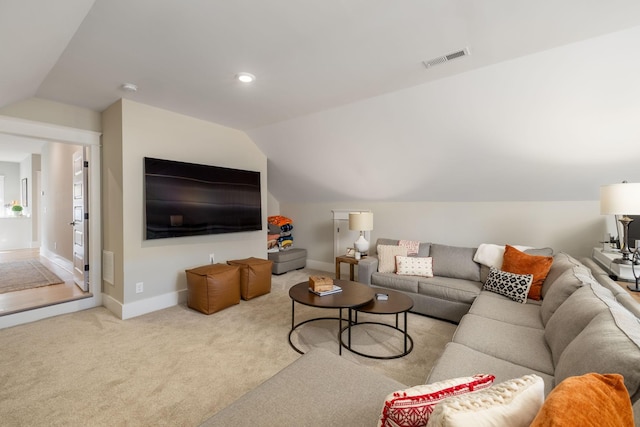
[2,1,640,201]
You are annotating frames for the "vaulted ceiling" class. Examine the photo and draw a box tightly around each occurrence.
[2,1,640,201]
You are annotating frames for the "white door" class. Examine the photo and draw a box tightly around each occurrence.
[71,149,89,292]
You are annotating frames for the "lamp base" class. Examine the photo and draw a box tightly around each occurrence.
[627,283,640,293]
[613,257,633,265]
[354,235,370,254]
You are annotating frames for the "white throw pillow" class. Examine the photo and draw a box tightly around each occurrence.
[377,245,408,273]
[395,256,433,277]
[379,374,495,427]
[426,374,544,427]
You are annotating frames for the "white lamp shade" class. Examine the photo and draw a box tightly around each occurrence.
[349,212,373,231]
[600,183,640,215]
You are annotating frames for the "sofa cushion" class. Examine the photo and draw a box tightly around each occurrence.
[501,245,553,301]
[201,348,406,427]
[417,277,483,305]
[540,265,594,325]
[427,342,555,396]
[372,272,419,293]
[378,374,495,427]
[468,292,544,329]
[530,373,634,427]
[395,256,433,277]
[544,283,613,366]
[430,244,480,281]
[452,314,554,374]
[377,245,408,273]
[541,252,582,299]
[554,306,640,403]
[483,267,533,304]
[427,375,544,427]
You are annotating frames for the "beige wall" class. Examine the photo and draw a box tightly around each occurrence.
[267,192,280,218]
[0,97,101,132]
[280,200,607,271]
[101,100,124,301]
[103,99,268,314]
[40,142,81,260]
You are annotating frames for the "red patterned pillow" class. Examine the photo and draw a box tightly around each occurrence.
[378,374,495,427]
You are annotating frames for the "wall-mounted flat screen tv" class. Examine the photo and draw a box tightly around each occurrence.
[144,157,262,240]
[628,215,640,250]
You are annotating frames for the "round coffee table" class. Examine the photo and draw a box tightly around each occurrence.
[340,289,414,359]
[288,280,375,355]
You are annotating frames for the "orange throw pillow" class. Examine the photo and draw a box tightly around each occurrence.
[530,373,634,427]
[501,245,553,301]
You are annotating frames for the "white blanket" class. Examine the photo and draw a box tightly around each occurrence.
[473,243,533,269]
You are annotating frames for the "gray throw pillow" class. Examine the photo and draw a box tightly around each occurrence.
[430,244,480,281]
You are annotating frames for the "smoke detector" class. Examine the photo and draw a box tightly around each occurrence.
[120,83,138,92]
[423,47,471,69]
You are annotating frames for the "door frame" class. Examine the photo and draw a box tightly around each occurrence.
[0,115,102,329]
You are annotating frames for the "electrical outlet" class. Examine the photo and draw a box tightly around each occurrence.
[135,282,144,293]
[209,253,215,264]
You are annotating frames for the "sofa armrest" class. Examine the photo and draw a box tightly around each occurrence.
[358,256,378,285]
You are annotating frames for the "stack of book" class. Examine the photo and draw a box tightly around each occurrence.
[309,284,342,296]
[308,275,342,296]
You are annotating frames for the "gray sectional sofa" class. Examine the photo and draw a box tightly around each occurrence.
[202,244,640,426]
[357,238,553,323]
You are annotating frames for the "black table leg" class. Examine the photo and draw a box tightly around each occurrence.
[339,308,343,355]
[403,311,408,353]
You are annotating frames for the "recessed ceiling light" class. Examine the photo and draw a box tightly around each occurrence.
[121,83,138,92]
[236,73,256,83]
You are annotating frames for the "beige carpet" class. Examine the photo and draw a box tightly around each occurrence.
[0,268,456,426]
[0,259,64,293]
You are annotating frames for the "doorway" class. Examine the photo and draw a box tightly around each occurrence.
[0,115,102,329]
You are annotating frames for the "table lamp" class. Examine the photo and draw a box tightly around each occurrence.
[600,181,640,264]
[349,212,373,256]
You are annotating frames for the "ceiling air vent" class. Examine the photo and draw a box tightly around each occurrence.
[423,47,471,69]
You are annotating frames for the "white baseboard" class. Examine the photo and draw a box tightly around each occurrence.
[40,247,73,272]
[103,289,188,320]
[0,295,99,330]
[306,259,333,273]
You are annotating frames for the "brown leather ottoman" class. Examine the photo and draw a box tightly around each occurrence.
[227,257,273,300]
[185,264,240,314]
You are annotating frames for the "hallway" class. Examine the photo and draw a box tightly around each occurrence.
[0,249,90,316]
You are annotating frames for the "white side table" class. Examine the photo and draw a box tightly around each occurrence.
[592,247,636,282]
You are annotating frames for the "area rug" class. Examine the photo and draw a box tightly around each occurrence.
[0,260,64,293]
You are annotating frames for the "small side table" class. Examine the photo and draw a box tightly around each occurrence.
[340,289,414,359]
[336,255,359,281]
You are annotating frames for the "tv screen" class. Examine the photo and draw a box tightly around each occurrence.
[144,157,262,240]
[629,215,640,250]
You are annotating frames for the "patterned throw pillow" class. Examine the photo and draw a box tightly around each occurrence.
[377,245,408,273]
[396,256,434,277]
[483,267,533,304]
[427,375,544,427]
[398,239,421,255]
[378,374,495,427]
